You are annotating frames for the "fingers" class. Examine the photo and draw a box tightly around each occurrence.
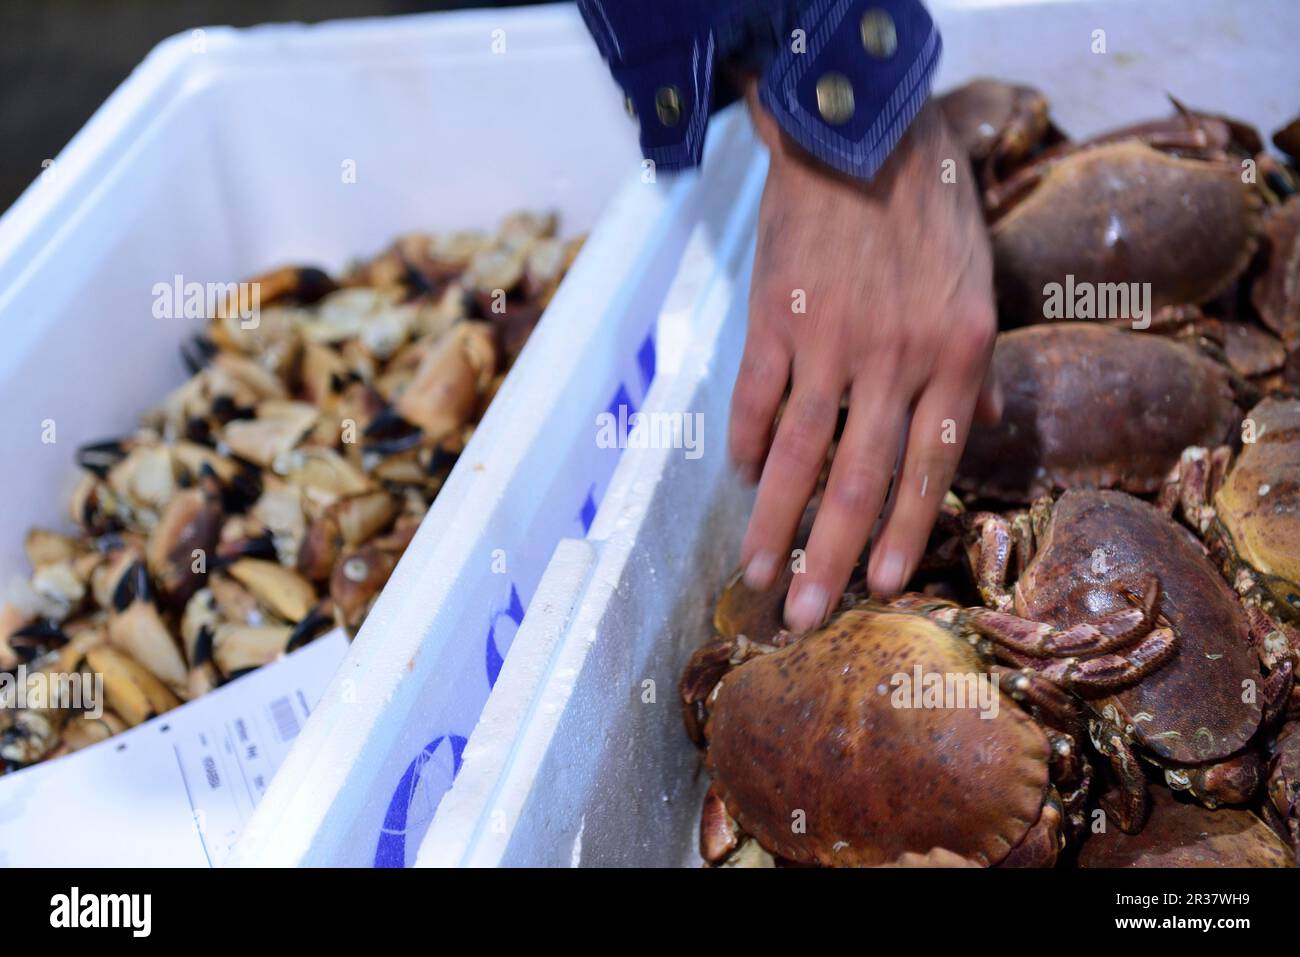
[728,327,790,485]
[867,369,984,596]
[739,358,843,596]
[783,384,906,632]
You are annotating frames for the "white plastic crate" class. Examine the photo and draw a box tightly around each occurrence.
[0,4,742,865]
[416,0,1300,867]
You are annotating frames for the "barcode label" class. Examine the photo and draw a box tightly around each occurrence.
[269,696,300,742]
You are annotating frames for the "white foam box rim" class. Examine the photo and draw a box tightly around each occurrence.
[417,0,1300,867]
[0,3,700,867]
[420,158,767,867]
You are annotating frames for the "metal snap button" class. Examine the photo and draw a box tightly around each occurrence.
[655,86,682,127]
[815,72,855,125]
[861,8,898,59]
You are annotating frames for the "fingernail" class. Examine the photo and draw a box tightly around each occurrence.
[743,551,779,590]
[871,551,908,595]
[786,584,828,632]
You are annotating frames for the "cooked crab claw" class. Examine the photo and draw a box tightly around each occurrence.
[362,405,424,456]
[180,334,219,375]
[426,444,459,476]
[105,564,189,698]
[7,620,70,660]
[75,439,131,479]
[222,265,336,313]
[214,529,279,565]
[286,601,335,652]
[147,469,224,610]
[111,559,151,613]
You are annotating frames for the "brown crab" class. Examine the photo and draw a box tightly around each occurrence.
[681,583,1179,867]
[956,324,1241,503]
[1161,397,1300,628]
[965,489,1294,832]
[989,111,1262,328]
[935,78,1063,189]
[1078,785,1293,868]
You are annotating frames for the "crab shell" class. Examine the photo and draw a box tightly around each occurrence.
[1016,490,1262,768]
[1078,785,1292,868]
[935,78,1058,184]
[705,605,1053,867]
[992,141,1260,327]
[712,571,788,645]
[711,502,825,643]
[1275,116,1300,162]
[1220,321,1288,380]
[957,325,1239,502]
[1214,398,1300,622]
[1251,199,1300,352]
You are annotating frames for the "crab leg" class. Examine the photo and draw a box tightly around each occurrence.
[998,791,1064,868]
[1245,603,1300,671]
[1244,604,1299,725]
[1036,627,1178,694]
[991,665,1081,732]
[1157,445,1233,534]
[970,606,1152,659]
[963,511,1035,613]
[699,783,740,865]
[1260,659,1295,730]
[1092,722,1151,835]
[967,579,1161,660]
[991,664,1093,833]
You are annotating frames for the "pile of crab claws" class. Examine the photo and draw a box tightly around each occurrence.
[0,211,576,770]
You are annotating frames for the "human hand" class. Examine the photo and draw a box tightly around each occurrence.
[730,89,1002,633]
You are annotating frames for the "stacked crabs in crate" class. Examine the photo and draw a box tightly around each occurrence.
[681,81,1300,868]
[0,212,580,771]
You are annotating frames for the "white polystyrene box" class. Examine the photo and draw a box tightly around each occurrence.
[229,104,767,867]
[0,3,738,866]
[418,0,1300,867]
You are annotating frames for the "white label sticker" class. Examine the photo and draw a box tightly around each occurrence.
[0,631,347,867]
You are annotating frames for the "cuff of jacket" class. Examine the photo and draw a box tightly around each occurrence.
[578,0,941,181]
[758,0,942,180]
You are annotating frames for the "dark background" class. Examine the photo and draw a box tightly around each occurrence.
[0,0,555,215]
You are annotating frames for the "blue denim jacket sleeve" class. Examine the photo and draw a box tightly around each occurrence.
[576,0,942,180]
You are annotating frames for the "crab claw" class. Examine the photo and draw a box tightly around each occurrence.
[362,406,424,456]
[146,470,223,610]
[286,602,335,652]
[180,334,219,375]
[7,620,69,661]
[75,438,131,480]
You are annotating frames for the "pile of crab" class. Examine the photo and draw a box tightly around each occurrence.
[681,81,1300,868]
[0,211,581,771]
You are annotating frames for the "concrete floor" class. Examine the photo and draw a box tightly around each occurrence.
[0,0,554,214]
